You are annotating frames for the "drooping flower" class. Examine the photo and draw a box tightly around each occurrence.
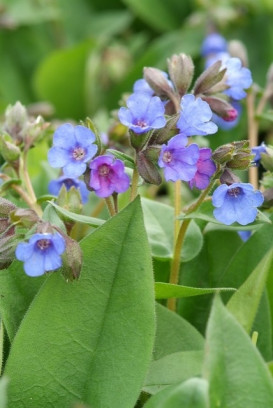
[89,155,130,198]
[177,94,218,136]
[201,33,228,57]
[48,123,98,178]
[48,176,89,204]
[158,134,199,182]
[189,148,216,189]
[15,232,66,277]
[212,182,264,225]
[251,142,268,165]
[118,92,166,134]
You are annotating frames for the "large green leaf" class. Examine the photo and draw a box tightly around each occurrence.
[144,378,209,408]
[227,249,273,333]
[153,303,204,360]
[0,261,45,342]
[155,282,235,299]
[142,198,203,262]
[33,40,95,119]
[5,198,155,408]
[143,351,204,394]
[203,296,273,408]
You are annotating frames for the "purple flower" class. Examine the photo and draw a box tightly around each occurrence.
[252,142,267,165]
[15,232,66,277]
[212,101,242,131]
[118,93,166,134]
[177,94,218,137]
[189,148,216,189]
[224,57,252,100]
[89,155,130,198]
[48,123,98,178]
[158,134,199,182]
[212,183,264,225]
[48,176,89,204]
[201,33,228,57]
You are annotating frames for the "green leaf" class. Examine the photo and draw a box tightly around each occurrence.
[153,303,204,360]
[122,0,192,32]
[106,149,136,169]
[0,321,4,375]
[5,198,155,408]
[0,377,9,408]
[143,351,204,394]
[42,203,67,233]
[0,261,45,342]
[155,282,235,299]
[142,198,203,262]
[48,201,104,227]
[227,249,273,333]
[181,200,271,231]
[203,296,273,408]
[33,40,95,119]
[144,378,209,408]
[258,111,273,122]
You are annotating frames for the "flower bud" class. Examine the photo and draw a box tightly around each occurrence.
[150,114,179,144]
[167,53,194,96]
[220,169,241,185]
[4,101,28,143]
[212,144,235,164]
[136,150,162,185]
[213,140,253,170]
[228,40,248,67]
[61,236,82,281]
[202,96,238,121]
[227,151,254,170]
[143,67,174,98]
[193,60,226,95]
[260,145,273,172]
[0,132,21,162]
[9,208,39,228]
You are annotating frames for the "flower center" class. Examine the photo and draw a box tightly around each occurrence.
[72,147,86,161]
[98,164,110,177]
[36,239,51,251]
[162,151,172,163]
[134,119,147,128]
[228,187,241,197]
[63,178,75,188]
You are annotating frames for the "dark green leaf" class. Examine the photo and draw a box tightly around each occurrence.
[48,201,104,227]
[155,282,235,299]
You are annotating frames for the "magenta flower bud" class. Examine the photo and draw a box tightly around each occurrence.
[223,107,238,122]
[89,155,130,198]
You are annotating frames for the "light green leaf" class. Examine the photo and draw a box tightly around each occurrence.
[153,303,204,360]
[142,198,203,262]
[48,201,104,227]
[155,282,235,299]
[203,296,273,408]
[0,377,9,408]
[143,351,204,394]
[227,249,273,333]
[5,198,155,408]
[144,378,209,408]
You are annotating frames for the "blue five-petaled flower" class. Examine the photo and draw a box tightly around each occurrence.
[212,183,264,225]
[15,232,66,277]
[48,123,98,178]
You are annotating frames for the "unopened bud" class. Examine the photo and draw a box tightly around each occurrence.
[202,96,238,121]
[212,144,235,164]
[143,67,174,98]
[167,53,194,96]
[260,145,273,172]
[213,140,253,170]
[150,114,179,144]
[0,133,21,162]
[10,208,39,228]
[228,40,248,67]
[56,185,82,215]
[220,169,241,185]
[227,151,254,170]
[193,60,226,95]
[61,236,82,281]
[4,101,28,143]
[136,150,162,185]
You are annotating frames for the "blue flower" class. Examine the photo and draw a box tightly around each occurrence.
[133,79,154,96]
[212,183,264,225]
[48,124,98,178]
[177,94,218,136]
[158,134,199,182]
[252,142,267,165]
[118,92,166,134]
[224,57,252,100]
[201,33,228,57]
[15,232,66,277]
[48,176,89,204]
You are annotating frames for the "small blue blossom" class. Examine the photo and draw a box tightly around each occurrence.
[118,92,166,134]
[238,230,251,242]
[212,183,264,225]
[201,33,228,57]
[158,134,199,182]
[48,123,98,178]
[224,57,252,100]
[177,94,218,136]
[252,142,267,165]
[15,232,66,277]
[48,176,89,204]
[133,79,154,96]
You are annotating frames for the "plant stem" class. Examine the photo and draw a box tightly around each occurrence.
[22,153,38,205]
[105,197,116,217]
[246,89,259,189]
[174,180,181,238]
[113,193,119,213]
[130,167,139,201]
[167,176,218,312]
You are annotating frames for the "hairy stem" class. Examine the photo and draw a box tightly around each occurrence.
[246,89,259,189]
[105,197,116,217]
[130,167,139,202]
